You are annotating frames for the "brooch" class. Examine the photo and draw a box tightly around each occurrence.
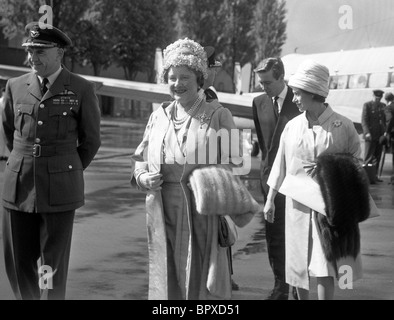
[198,112,211,128]
[333,120,342,127]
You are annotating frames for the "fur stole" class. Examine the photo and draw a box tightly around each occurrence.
[315,153,370,262]
[189,164,263,227]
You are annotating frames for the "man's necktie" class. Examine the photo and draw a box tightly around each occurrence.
[41,78,49,95]
[273,96,279,119]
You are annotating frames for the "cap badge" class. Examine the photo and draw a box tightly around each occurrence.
[30,29,40,38]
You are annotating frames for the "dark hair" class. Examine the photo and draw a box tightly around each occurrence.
[163,67,205,88]
[384,92,394,101]
[312,94,326,103]
[299,88,326,103]
[256,57,285,80]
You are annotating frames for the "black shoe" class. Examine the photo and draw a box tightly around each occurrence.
[264,289,289,300]
[231,279,239,291]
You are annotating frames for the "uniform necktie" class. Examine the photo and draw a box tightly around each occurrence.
[273,96,279,118]
[41,78,49,95]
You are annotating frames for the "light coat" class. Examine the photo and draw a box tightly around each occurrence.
[268,105,363,289]
[131,98,242,299]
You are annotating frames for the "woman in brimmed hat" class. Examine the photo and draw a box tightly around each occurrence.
[130,38,245,300]
[263,60,369,300]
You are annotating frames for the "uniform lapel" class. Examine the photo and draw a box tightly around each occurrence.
[42,68,70,101]
[26,73,42,101]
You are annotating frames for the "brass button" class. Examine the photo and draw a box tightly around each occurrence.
[68,165,73,169]
[40,104,45,109]
[38,121,43,126]
[35,138,41,143]
[63,112,67,116]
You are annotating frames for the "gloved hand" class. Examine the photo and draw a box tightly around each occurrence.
[138,172,163,191]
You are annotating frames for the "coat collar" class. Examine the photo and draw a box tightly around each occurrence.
[26,66,72,102]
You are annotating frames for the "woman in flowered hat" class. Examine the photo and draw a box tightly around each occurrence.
[263,60,371,300]
[131,38,245,300]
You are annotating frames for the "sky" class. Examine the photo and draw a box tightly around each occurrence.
[281,0,394,55]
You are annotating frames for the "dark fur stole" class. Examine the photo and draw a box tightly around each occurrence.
[315,153,370,262]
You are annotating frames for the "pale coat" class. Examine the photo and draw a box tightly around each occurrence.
[131,98,242,300]
[267,105,363,290]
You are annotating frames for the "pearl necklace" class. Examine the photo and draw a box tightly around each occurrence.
[172,92,203,129]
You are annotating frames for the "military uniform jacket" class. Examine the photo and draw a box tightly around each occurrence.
[2,67,101,213]
[252,87,300,197]
[361,100,386,140]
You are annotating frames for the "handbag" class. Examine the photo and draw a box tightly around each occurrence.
[218,215,238,247]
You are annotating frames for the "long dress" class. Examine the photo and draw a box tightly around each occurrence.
[132,98,241,299]
[267,105,363,290]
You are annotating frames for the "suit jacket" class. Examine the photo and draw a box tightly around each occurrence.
[361,100,386,140]
[252,87,300,197]
[385,102,394,134]
[2,67,101,213]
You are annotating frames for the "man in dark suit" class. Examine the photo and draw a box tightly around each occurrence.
[1,22,101,300]
[361,89,386,182]
[252,57,300,300]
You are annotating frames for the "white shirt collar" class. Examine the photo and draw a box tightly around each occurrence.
[272,86,288,113]
[38,66,63,87]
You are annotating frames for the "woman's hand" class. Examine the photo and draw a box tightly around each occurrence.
[263,200,275,223]
[139,172,163,191]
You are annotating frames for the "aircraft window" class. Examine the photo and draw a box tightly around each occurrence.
[348,74,368,89]
[337,75,348,89]
[329,76,338,89]
[390,73,394,87]
[369,72,388,88]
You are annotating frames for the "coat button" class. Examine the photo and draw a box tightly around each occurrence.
[68,165,73,169]
[38,121,43,126]
[40,104,45,109]
[63,112,67,116]
[35,138,41,143]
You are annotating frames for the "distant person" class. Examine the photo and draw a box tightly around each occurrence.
[203,46,221,101]
[252,57,300,300]
[264,60,366,300]
[130,38,244,300]
[361,89,386,182]
[1,22,101,300]
[0,86,9,160]
[384,92,394,176]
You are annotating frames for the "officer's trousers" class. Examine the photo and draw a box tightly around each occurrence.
[2,208,75,300]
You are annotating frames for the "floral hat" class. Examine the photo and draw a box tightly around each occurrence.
[161,38,208,82]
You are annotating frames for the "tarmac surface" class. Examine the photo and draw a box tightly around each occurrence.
[0,117,393,300]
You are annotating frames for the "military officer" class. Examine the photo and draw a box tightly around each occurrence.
[361,89,386,182]
[1,22,101,300]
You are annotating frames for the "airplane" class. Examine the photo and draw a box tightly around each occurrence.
[2,45,394,131]
[0,63,256,130]
[280,46,394,131]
